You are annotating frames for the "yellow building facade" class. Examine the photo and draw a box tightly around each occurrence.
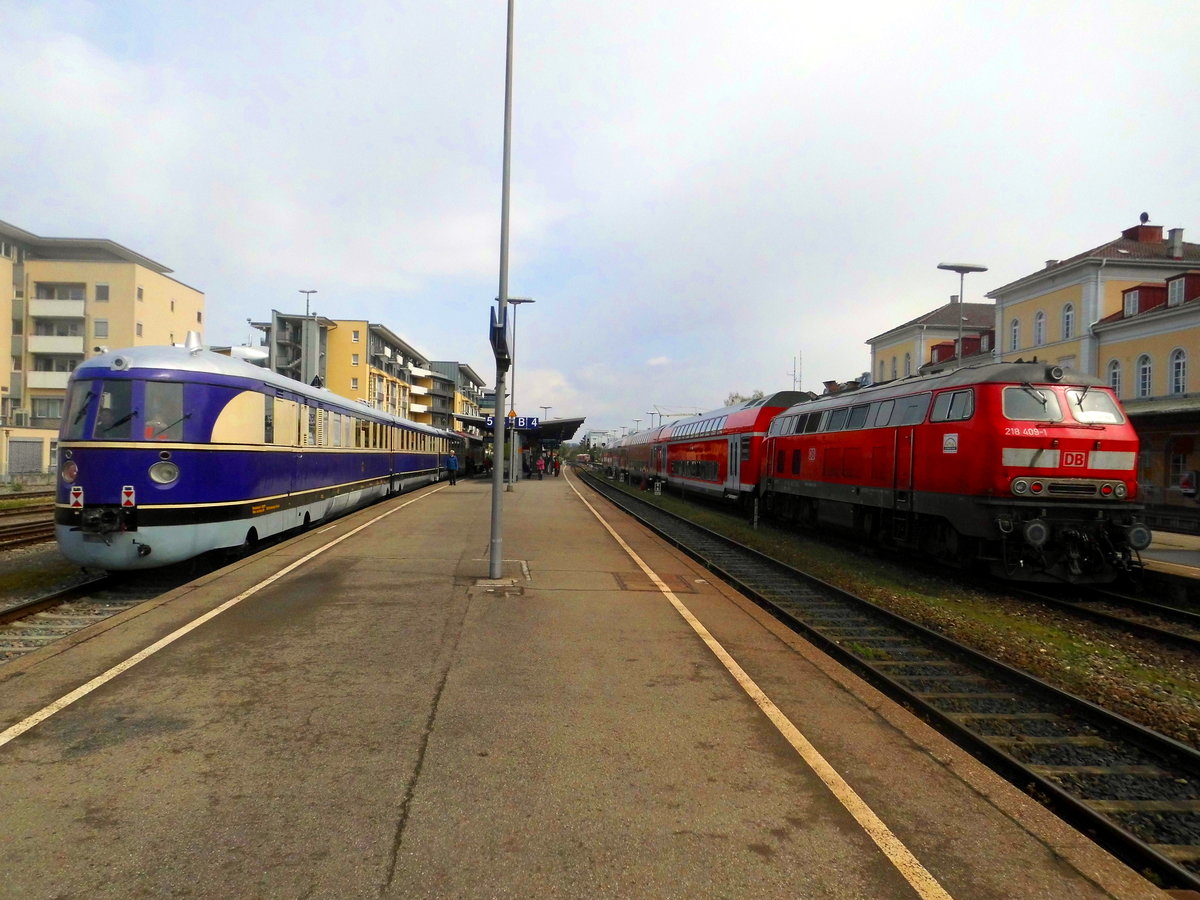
[0,219,204,479]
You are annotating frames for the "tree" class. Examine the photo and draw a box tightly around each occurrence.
[725,389,765,406]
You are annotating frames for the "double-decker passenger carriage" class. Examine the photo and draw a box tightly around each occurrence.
[760,362,1152,582]
[56,339,460,571]
[609,391,807,502]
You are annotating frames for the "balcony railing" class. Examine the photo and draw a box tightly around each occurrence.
[29,335,85,355]
[30,299,86,318]
[27,371,71,389]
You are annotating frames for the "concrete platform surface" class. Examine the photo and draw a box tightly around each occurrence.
[0,471,1173,899]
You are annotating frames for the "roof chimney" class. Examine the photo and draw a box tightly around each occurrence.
[950,294,959,304]
[1169,228,1184,259]
[1045,260,1058,269]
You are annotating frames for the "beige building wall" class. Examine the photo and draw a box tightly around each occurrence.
[1097,308,1200,400]
[324,319,368,402]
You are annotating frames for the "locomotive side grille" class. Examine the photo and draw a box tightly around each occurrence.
[1047,482,1098,495]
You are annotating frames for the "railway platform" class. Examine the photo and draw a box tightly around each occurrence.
[0,472,1181,898]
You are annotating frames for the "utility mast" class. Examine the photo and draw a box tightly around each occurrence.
[788,354,801,392]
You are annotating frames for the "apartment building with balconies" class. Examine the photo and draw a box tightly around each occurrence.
[0,218,204,478]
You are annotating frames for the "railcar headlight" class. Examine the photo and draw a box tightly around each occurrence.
[1115,483,1128,499]
[61,460,79,484]
[148,460,180,484]
[1012,478,1029,495]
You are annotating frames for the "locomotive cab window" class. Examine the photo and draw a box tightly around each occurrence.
[1003,385,1063,422]
[931,389,975,423]
[143,381,185,440]
[94,380,134,439]
[1065,388,1124,424]
[63,380,95,439]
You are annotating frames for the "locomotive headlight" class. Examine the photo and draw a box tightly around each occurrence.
[1115,483,1128,499]
[61,460,79,484]
[148,460,180,484]
[1012,478,1029,495]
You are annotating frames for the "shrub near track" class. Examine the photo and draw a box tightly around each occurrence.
[593,475,1200,749]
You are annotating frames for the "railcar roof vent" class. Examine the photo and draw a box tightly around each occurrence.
[184,331,204,354]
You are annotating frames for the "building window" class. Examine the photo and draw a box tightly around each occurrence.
[1171,349,1187,395]
[1033,311,1045,346]
[137,286,144,301]
[1168,279,1185,307]
[903,352,911,377]
[352,330,361,343]
[1136,354,1152,398]
[136,322,143,338]
[351,354,360,366]
[96,283,109,302]
[1062,304,1074,340]
[94,319,109,338]
[196,311,202,323]
[890,357,896,380]
[351,377,359,391]
[1171,452,1189,488]
[981,334,990,352]
[1009,319,1020,352]
[1107,360,1122,396]
[32,397,65,419]
[1124,290,1139,317]
[170,299,175,312]
[878,360,885,382]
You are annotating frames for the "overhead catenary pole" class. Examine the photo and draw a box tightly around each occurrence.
[489,0,516,579]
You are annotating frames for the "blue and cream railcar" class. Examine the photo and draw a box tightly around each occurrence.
[55,342,458,570]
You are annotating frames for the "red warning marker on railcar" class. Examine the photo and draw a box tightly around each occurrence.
[70,486,84,508]
[121,486,136,507]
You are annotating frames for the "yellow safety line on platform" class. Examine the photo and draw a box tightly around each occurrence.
[567,472,955,900]
[0,489,444,750]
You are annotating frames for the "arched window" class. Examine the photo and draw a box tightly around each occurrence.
[1009,319,1020,352]
[878,360,885,382]
[1136,354,1153,398]
[1033,311,1046,346]
[1062,304,1074,340]
[891,357,897,380]
[1171,348,1187,395]
[1107,359,1122,396]
[904,352,912,377]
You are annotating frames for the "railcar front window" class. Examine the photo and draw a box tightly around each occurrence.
[93,380,134,439]
[143,381,186,440]
[1002,385,1063,422]
[1065,388,1124,424]
[62,382,94,439]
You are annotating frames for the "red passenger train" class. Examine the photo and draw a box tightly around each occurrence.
[603,391,807,502]
[606,363,1151,583]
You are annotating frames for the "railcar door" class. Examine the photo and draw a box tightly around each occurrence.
[725,436,741,496]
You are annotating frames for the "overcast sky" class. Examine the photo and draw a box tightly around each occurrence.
[3,0,1198,436]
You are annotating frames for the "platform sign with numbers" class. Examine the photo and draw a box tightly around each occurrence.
[484,415,539,431]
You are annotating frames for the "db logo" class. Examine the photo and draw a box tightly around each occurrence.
[1063,451,1086,468]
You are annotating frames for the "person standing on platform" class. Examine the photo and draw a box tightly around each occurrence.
[446,450,459,486]
[535,455,546,479]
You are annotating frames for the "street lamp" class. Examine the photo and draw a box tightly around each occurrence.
[299,289,317,316]
[633,418,641,432]
[504,296,535,487]
[937,263,987,363]
[646,410,658,428]
[540,405,552,419]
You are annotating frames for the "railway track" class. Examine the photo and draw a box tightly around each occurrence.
[1016,586,1200,654]
[0,519,56,551]
[580,469,1200,893]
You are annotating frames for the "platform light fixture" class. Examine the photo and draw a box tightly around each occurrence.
[937,263,988,362]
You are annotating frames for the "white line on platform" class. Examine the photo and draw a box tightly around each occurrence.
[566,471,954,900]
[0,488,444,750]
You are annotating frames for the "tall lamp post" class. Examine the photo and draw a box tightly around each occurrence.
[937,263,988,363]
[299,289,317,316]
[633,418,641,432]
[505,297,535,488]
[540,405,552,419]
[489,0,517,579]
[646,410,658,428]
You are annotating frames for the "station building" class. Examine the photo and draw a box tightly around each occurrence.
[0,218,204,480]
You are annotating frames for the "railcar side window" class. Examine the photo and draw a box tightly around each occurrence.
[1065,389,1124,424]
[826,408,848,431]
[874,400,895,428]
[931,389,975,423]
[93,380,134,439]
[63,381,94,439]
[1002,386,1063,422]
[804,411,823,433]
[894,393,931,426]
[264,395,275,444]
[847,404,870,430]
